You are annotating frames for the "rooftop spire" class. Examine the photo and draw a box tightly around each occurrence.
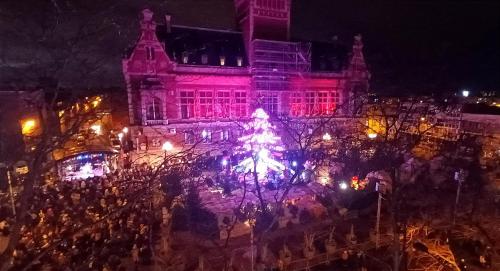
[349,34,367,71]
[348,34,370,80]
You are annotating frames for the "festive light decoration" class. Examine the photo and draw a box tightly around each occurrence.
[350,176,368,190]
[235,108,285,180]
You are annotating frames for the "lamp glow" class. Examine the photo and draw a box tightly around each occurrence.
[122,127,128,134]
[118,132,123,140]
[90,124,101,135]
[320,177,329,186]
[462,90,470,97]
[162,141,173,151]
[339,182,348,190]
[222,159,228,166]
[21,119,36,135]
[367,133,377,139]
[322,132,332,141]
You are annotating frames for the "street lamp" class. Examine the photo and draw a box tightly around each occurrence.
[162,141,173,159]
[122,127,129,134]
[453,169,467,224]
[162,141,173,152]
[367,133,377,139]
[21,119,37,135]
[462,90,470,97]
[339,182,348,190]
[90,124,101,135]
[322,132,332,141]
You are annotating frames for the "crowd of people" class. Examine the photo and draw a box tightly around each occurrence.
[0,167,161,271]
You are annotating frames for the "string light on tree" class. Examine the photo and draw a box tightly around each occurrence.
[235,108,286,180]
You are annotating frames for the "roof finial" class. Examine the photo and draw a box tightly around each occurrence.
[142,9,154,22]
[354,34,363,48]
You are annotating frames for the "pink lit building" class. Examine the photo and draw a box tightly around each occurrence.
[123,0,370,154]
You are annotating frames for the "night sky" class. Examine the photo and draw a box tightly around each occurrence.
[0,0,498,95]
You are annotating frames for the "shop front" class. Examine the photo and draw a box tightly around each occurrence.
[58,151,118,181]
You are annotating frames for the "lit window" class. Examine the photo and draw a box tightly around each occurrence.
[146,97,163,120]
[234,91,247,117]
[151,138,161,147]
[329,91,339,112]
[199,91,214,118]
[182,51,189,64]
[146,47,155,60]
[220,130,229,141]
[180,91,195,119]
[305,92,315,115]
[290,92,302,116]
[202,130,212,143]
[184,131,195,144]
[219,56,225,66]
[237,56,243,67]
[261,93,278,115]
[317,92,328,115]
[216,91,231,118]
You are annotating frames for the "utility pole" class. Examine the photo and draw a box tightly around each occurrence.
[375,181,383,249]
[376,187,382,249]
[453,169,466,225]
[7,169,16,217]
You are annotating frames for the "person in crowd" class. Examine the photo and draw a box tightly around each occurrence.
[0,166,160,271]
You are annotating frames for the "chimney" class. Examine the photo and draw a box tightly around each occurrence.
[165,14,172,33]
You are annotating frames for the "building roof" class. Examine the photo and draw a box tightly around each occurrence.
[156,25,248,67]
[154,24,351,72]
[462,103,500,115]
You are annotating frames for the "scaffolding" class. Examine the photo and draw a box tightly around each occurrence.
[251,39,311,92]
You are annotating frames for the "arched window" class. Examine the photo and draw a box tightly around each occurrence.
[146,97,163,120]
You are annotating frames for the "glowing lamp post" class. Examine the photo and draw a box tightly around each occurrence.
[462,90,470,97]
[339,182,348,190]
[90,124,101,135]
[162,141,173,159]
[21,119,37,136]
[322,132,332,141]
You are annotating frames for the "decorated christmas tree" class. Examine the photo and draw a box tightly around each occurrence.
[235,108,286,180]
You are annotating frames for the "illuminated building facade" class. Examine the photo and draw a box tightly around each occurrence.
[123,1,370,154]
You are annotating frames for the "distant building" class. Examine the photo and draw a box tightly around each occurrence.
[0,90,43,164]
[122,0,370,157]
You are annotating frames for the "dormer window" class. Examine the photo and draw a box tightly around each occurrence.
[237,56,243,67]
[201,54,208,65]
[219,56,225,66]
[182,51,189,64]
[146,97,163,120]
[146,47,155,60]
